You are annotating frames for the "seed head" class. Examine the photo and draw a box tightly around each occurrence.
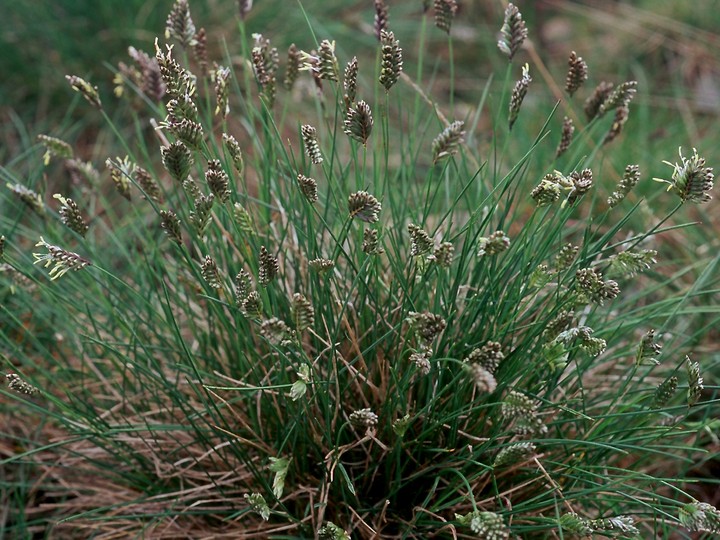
[65,159,100,185]
[584,81,614,121]
[7,183,45,216]
[6,373,39,396]
[33,237,91,280]
[259,246,279,287]
[469,363,497,393]
[656,147,714,204]
[127,46,166,102]
[410,351,431,375]
[432,120,465,163]
[66,75,102,109]
[161,141,194,183]
[201,255,222,288]
[602,104,629,145]
[434,0,458,34]
[160,210,183,245]
[498,3,527,60]
[607,249,657,279]
[509,63,531,130]
[348,191,381,223]
[379,30,403,92]
[597,80,637,118]
[205,159,231,202]
[608,164,640,207]
[350,408,378,428]
[652,376,678,409]
[565,51,588,96]
[317,40,339,81]
[238,0,253,19]
[261,318,294,347]
[105,157,133,201]
[233,203,254,235]
[244,493,269,521]
[465,341,504,373]
[344,100,373,145]
[478,230,510,257]
[531,174,562,206]
[284,44,301,91]
[214,65,231,118]
[292,293,315,331]
[362,228,384,254]
[374,0,389,41]
[297,174,318,203]
[234,269,252,305]
[189,193,215,235]
[554,243,579,272]
[501,391,547,436]
[686,356,703,407]
[241,291,263,318]
[408,223,433,257]
[575,267,620,305]
[318,522,350,540]
[134,166,162,203]
[53,194,88,237]
[222,133,244,176]
[566,168,593,205]
[456,510,510,539]
[430,241,454,267]
[37,134,73,165]
[679,501,720,533]
[193,27,208,76]
[407,311,446,345]
[343,57,359,109]
[301,125,323,164]
[165,0,196,48]
[155,40,196,97]
[0,236,5,260]
[493,442,536,469]
[309,258,334,273]
[555,116,575,158]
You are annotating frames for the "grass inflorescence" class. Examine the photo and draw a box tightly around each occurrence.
[1,1,718,538]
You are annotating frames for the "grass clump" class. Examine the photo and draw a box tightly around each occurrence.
[1,1,718,538]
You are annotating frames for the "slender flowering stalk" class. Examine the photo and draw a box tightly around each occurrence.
[565,51,588,96]
[301,125,323,164]
[655,147,714,204]
[348,191,381,223]
[53,194,88,237]
[33,237,91,280]
[498,3,528,60]
[555,116,574,158]
[379,30,403,92]
[66,75,102,109]
[434,0,458,34]
[432,120,465,163]
[509,63,531,130]
[344,100,374,145]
